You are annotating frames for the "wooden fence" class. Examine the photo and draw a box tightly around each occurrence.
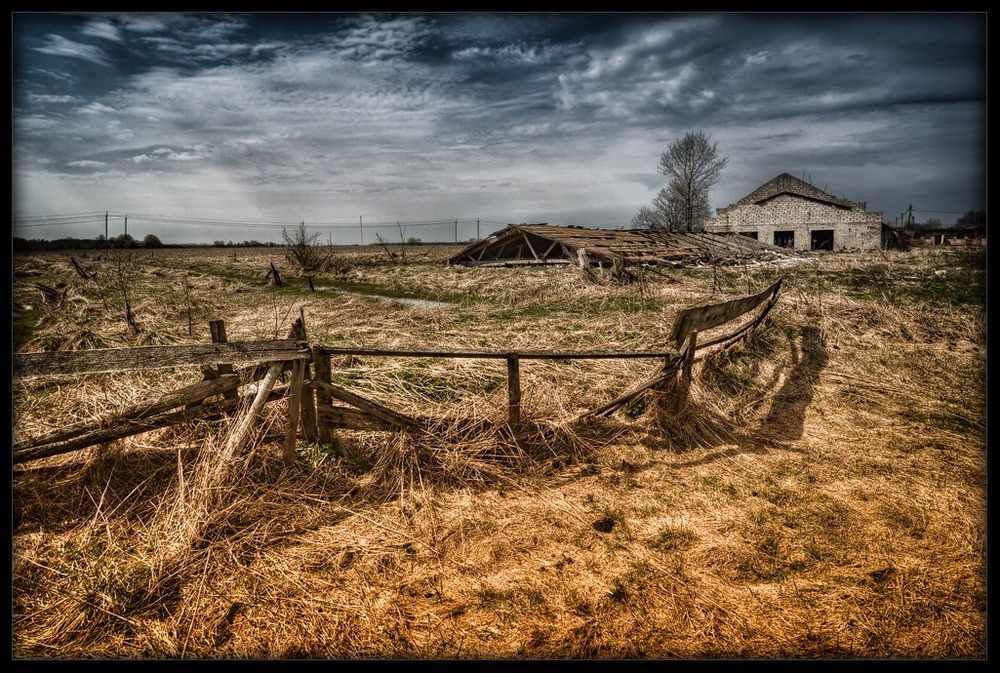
[12,280,782,466]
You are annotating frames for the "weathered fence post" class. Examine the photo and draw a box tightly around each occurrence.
[507,355,521,426]
[265,261,284,287]
[291,311,317,445]
[224,317,303,458]
[283,358,305,467]
[313,349,333,445]
[210,320,240,401]
[283,309,315,465]
[672,330,698,413]
[299,363,318,446]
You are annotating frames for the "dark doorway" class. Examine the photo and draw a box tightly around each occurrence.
[811,230,834,251]
[774,231,795,248]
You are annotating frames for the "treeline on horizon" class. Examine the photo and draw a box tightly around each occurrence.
[12,235,457,253]
[12,236,280,253]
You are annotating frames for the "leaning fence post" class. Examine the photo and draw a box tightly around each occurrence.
[313,348,333,445]
[224,318,302,458]
[283,358,305,467]
[507,355,521,427]
[300,360,318,445]
[225,361,284,457]
[291,310,317,445]
[672,330,698,413]
[210,320,240,401]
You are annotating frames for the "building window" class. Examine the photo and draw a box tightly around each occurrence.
[810,230,834,251]
[740,231,758,240]
[774,231,795,248]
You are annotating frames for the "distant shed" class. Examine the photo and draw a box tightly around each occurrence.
[447,223,797,268]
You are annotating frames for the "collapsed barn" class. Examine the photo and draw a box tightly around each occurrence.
[447,223,798,269]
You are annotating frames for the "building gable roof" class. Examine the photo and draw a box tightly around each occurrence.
[737,173,856,209]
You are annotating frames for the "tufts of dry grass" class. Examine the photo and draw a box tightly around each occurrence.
[12,245,986,659]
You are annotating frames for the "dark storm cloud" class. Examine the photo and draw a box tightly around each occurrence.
[12,12,986,243]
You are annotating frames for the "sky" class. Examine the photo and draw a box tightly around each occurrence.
[12,12,988,246]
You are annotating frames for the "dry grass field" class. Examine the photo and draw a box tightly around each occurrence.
[11,240,987,659]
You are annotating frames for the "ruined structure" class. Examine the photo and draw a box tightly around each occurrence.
[703,173,886,251]
[447,223,796,268]
[900,224,986,247]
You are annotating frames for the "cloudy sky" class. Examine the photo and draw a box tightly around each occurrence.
[12,12,987,245]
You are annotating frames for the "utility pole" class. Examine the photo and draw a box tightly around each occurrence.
[360,215,364,246]
[124,214,128,246]
[477,219,480,240]
[455,219,458,243]
[104,211,108,248]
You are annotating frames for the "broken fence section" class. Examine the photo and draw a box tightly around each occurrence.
[310,278,782,430]
[13,316,312,466]
[12,280,782,465]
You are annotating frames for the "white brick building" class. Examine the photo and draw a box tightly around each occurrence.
[703,173,884,251]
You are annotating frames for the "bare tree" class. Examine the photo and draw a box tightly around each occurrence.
[632,189,687,231]
[634,130,728,232]
[109,247,141,334]
[375,233,399,264]
[282,222,330,272]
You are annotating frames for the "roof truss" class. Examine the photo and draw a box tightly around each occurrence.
[448,224,796,268]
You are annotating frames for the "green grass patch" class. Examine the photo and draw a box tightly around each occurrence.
[477,586,545,609]
[821,264,985,308]
[13,308,45,351]
[650,526,698,552]
[695,474,739,498]
[301,439,373,474]
[395,369,458,402]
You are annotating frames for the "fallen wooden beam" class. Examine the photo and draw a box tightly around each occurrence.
[13,386,291,466]
[312,379,421,431]
[316,404,395,431]
[14,374,240,453]
[224,318,305,457]
[70,256,96,280]
[34,283,66,305]
[576,356,682,420]
[13,397,240,465]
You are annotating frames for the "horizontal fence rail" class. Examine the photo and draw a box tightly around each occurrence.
[669,279,782,349]
[13,339,311,379]
[313,346,678,360]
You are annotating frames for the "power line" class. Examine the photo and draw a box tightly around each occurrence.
[13,212,111,228]
[15,211,510,230]
[12,211,515,244]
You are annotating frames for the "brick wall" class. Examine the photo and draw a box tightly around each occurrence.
[704,193,883,251]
